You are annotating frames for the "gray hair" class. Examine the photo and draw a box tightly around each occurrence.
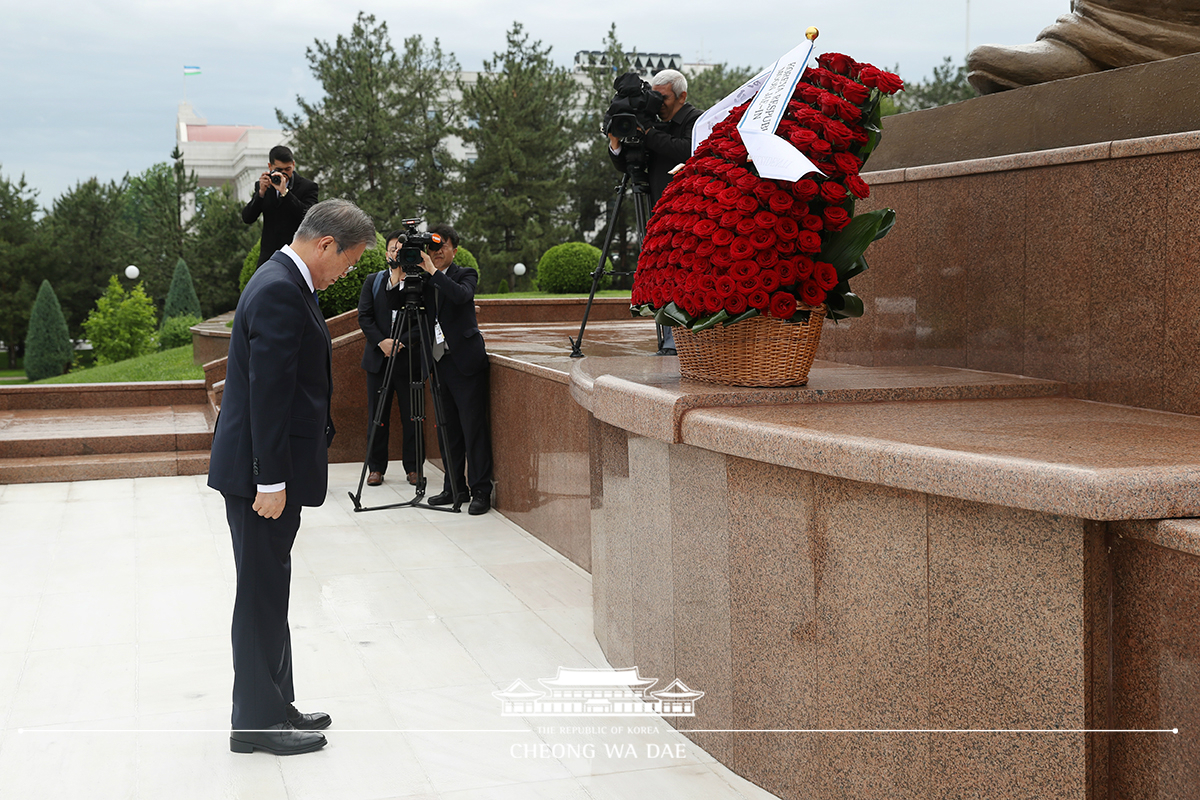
[650,69,687,97]
[295,199,376,253]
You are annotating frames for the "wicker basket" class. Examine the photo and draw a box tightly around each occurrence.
[673,307,827,387]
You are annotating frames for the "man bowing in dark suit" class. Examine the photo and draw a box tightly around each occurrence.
[417,223,494,515]
[241,145,320,266]
[208,199,375,755]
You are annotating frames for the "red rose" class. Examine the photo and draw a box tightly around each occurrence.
[776,238,796,255]
[875,69,903,94]
[795,256,815,280]
[712,229,735,247]
[788,129,818,149]
[695,274,715,292]
[748,289,770,310]
[737,275,760,293]
[735,217,757,236]
[796,84,822,104]
[705,203,725,220]
[749,229,777,250]
[729,236,755,260]
[752,210,777,230]
[715,275,737,298]
[775,217,799,240]
[833,152,862,176]
[823,207,851,231]
[769,291,798,319]
[724,292,748,314]
[684,273,699,292]
[730,260,759,279]
[728,166,750,181]
[808,139,832,157]
[752,181,778,202]
[682,295,701,317]
[759,269,781,293]
[797,230,822,253]
[841,81,870,104]
[720,210,742,228]
[681,253,696,269]
[696,240,716,257]
[818,52,856,76]
[768,191,794,214]
[711,247,732,268]
[846,175,871,199]
[800,280,826,307]
[734,174,758,192]
[650,287,664,307]
[779,259,799,285]
[667,249,682,265]
[820,182,848,204]
[793,180,819,201]
[755,248,779,269]
[801,214,823,232]
[814,261,839,290]
[716,186,742,206]
[672,285,687,306]
[735,196,758,215]
[837,99,862,123]
[702,292,724,313]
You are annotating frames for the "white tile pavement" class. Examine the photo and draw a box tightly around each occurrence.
[0,463,781,800]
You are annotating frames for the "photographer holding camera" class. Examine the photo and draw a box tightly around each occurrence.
[242,145,320,266]
[607,69,700,210]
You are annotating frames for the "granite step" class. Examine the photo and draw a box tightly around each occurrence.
[0,405,214,459]
[0,450,210,484]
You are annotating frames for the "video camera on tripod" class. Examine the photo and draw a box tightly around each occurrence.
[388,218,443,278]
[603,72,665,145]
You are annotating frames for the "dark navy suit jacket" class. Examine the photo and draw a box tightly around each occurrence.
[425,262,486,376]
[207,251,335,506]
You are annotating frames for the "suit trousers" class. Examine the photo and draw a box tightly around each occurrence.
[365,350,424,475]
[225,493,300,730]
[433,355,494,498]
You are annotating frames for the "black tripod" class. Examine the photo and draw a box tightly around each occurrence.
[349,271,465,513]
[569,152,655,358]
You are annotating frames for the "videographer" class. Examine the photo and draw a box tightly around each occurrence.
[415,224,494,516]
[356,231,424,489]
[607,69,699,355]
[242,145,320,266]
[607,69,700,209]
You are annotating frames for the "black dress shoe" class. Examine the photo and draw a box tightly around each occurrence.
[468,495,491,515]
[230,722,326,755]
[428,490,469,506]
[287,703,331,731]
[655,347,677,356]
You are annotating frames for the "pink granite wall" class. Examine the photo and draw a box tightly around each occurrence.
[823,138,1200,416]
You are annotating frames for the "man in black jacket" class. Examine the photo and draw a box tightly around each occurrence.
[356,231,424,488]
[415,223,494,515]
[608,69,700,354]
[209,198,375,756]
[241,145,320,266]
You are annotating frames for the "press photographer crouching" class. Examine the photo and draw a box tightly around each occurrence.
[357,229,428,488]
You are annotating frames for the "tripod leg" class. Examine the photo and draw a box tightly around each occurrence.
[417,311,466,509]
[351,304,408,506]
[571,173,632,358]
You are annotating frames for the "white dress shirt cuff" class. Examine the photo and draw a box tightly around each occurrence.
[257,482,286,493]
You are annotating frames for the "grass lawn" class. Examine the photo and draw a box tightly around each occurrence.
[475,289,632,299]
[33,345,204,384]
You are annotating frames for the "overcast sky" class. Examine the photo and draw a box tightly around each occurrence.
[1,0,1066,207]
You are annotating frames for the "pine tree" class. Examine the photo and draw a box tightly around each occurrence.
[685,62,760,112]
[281,16,460,230]
[0,168,42,369]
[163,257,202,322]
[23,280,73,381]
[186,183,260,317]
[123,152,198,312]
[457,22,577,289]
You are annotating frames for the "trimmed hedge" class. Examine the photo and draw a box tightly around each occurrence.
[160,314,201,350]
[535,242,612,293]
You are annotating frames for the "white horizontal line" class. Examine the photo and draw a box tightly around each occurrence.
[684,728,1179,734]
[19,729,538,734]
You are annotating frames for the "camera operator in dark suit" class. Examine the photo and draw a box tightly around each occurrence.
[356,231,424,488]
[608,69,700,355]
[242,145,320,266]
[208,198,375,756]
[414,223,494,515]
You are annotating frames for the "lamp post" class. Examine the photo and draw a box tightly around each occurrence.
[124,265,140,281]
[513,262,526,292]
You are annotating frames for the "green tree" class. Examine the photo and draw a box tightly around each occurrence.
[24,280,73,380]
[894,57,975,112]
[684,62,759,111]
[123,151,197,310]
[186,183,260,317]
[280,14,459,229]
[163,257,202,321]
[39,176,131,337]
[82,275,158,365]
[0,168,43,368]
[457,22,577,290]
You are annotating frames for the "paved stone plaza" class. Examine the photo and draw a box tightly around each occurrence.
[0,463,778,799]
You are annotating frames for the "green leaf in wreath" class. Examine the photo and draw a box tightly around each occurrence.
[654,302,692,327]
[843,255,869,281]
[819,208,893,274]
[722,308,760,326]
[830,291,864,319]
[691,309,730,333]
[872,208,897,241]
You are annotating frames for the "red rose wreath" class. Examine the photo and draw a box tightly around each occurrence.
[632,53,902,332]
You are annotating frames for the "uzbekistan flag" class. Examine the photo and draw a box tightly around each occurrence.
[184,66,201,76]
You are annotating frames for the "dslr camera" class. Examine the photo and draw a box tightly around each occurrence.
[388,218,443,277]
[268,170,288,187]
[603,72,665,144]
